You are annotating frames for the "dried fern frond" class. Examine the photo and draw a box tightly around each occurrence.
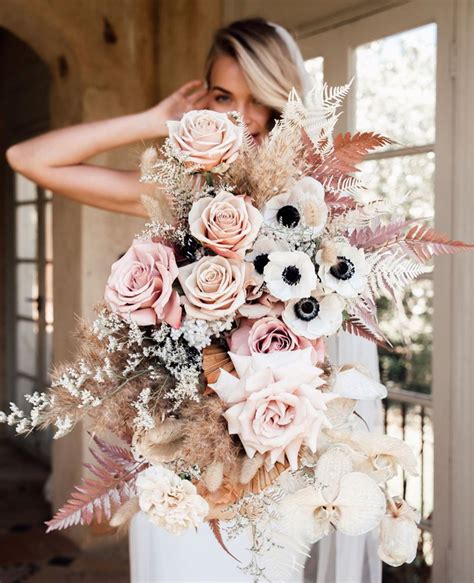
[320,132,393,176]
[327,200,392,237]
[46,438,142,532]
[344,297,392,348]
[321,174,367,199]
[303,81,353,155]
[367,249,432,303]
[388,224,474,263]
[342,317,389,348]
[349,220,417,249]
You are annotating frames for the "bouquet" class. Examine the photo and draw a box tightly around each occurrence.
[2,83,472,579]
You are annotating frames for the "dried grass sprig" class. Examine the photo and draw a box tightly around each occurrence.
[228,123,306,209]
[179,395,242,471]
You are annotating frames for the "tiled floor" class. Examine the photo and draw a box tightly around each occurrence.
[0,438,129,582]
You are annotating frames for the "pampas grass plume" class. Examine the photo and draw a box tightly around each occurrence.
[202,462,224,492]
[239,454,265,484]
[140,146,159,174]
[110,497,140,529]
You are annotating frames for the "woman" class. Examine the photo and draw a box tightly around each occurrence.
[6,18,382,583]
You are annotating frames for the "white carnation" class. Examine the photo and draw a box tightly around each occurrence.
[136,465,209,534]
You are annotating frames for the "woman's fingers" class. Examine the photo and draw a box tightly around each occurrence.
[188,88,209,107]
[177,79,205,98]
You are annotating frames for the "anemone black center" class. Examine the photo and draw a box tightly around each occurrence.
[253,253,270,275]
[277,205,300,228]
[294,297,320,321]
[330,256,355,281]
[282,265,301,286]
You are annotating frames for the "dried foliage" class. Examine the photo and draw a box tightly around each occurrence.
[227,122,306,209]
[388,223,474,263]
[345,297,392,348]
[179,395,242,470]
[46,437,141,532]
[367,250,432,304]
[41,318,168,440]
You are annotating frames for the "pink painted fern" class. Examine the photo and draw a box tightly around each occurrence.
[45,437,144,532]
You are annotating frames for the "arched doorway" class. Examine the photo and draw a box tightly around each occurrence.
[0,27,53,462]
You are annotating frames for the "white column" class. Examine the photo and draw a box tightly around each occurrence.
[433,1,474,582]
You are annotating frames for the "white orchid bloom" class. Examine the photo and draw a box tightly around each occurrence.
[378,498,421,567]
[348,432,419,483]
[276,447,386,550]
[333,364,387,400]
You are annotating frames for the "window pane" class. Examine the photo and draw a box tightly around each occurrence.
[305,56,324,93]
[45,201,53,262]
[359,152,435,223]
[14,376,36,411]
[355,23,437,148]
[16,320,38,377]
[16,204,37,259]
[15,173,38,203]
[45,263,54,325]
[45,323,54,378]
[379,279,433,395]
[16,263,39,320]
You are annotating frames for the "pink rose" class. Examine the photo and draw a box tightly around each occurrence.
[104,240,182,328]
[189,191,262,259]
[167,110,243,171]
[211,350,334,470]
[178,255,246,320]
[238,269,284,319]
[229,317,325,364]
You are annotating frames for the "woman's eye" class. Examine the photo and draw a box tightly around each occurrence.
[215,94,231,103]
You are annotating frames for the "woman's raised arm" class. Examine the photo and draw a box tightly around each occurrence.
[5,80,209,217]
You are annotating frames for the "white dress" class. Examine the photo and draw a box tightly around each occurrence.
[129,333,382,583]
[129,514,303,582]
[310,332,383,583]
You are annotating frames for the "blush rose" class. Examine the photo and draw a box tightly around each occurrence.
[104,240,182,328]
[189,191,262,259]
[211,350,334,470]
[178,255,247,320]
[229,316,325,364]
[167,110,243,171]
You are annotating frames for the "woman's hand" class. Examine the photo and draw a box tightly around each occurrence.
[143,80,210,137]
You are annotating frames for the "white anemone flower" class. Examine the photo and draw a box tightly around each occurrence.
[245,236,290,283]
[263,176,328,236]
[378,498,421,567]
[282,290,345,339]
[316,241,370,297]
[264,251,317,301]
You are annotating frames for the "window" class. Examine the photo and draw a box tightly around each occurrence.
[299,4,443,580]
[5,173,54,461]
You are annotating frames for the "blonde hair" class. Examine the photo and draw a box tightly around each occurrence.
[205,18,303,116]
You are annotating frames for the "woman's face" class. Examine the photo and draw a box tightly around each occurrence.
[208,55,273,145]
